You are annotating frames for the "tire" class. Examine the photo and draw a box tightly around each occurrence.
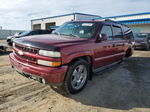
[125,48,132,58]
[62,59,89,94]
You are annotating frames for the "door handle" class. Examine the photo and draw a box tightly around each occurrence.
[112,44,115,47]
[115,43,123,46]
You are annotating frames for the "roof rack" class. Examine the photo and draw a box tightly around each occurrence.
[92,18,118,23]
[105,19,121,24]
[104,19,129,27]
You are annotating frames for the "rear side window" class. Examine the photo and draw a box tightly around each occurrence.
[113,26,123,40]
[100,25,113,40]
[123,26,134,40]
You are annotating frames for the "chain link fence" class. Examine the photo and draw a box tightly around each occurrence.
[0,30,25,40]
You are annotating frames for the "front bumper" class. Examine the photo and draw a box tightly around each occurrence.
[9,53,68,85]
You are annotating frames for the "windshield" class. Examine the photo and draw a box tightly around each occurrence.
[19,31,30,36]
[52,22,98,38]
[135,33,148,38]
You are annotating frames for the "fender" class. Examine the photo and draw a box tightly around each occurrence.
[62,50,94,64]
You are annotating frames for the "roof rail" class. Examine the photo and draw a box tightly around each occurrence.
[92,18,118,23]
[105,19,120,24]
[104,19,129,27]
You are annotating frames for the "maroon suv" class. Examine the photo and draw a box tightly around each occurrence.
[9,20,134,94]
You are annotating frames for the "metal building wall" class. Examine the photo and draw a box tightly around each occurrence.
[129,24,150,33]
[95,12,150,33]
[31,13,101,30]
[0,30,24,39]
[32,15,74,30]
[75,14,100,20]
[113,14,150,21]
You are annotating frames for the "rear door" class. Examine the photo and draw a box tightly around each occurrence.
[112,25,125,61]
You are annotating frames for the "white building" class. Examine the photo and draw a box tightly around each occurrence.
[31,12,150,33]
[94,12,150,33]
[31,13,101,31]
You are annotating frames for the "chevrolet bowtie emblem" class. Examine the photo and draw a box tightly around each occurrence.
[18,51,23,55]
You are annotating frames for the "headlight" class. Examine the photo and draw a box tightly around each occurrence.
[39,50,61,57]
[37,60,61,67]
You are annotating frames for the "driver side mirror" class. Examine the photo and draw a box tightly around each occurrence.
[98,33,108,41]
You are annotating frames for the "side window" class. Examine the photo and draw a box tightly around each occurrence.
[100,25,113,40]
[113,26,123,40]
[123,26,134,40]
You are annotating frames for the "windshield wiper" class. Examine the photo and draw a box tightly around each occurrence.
[68,34,80,38]
[52,32,80,38]
[52,32,60,35]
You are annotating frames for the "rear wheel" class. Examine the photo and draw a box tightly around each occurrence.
[125,48,133,57]
[62,59,89,94]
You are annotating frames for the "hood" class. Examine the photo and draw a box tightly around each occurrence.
[14,34,87,51]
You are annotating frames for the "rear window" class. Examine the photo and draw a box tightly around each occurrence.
[113,26,123,40]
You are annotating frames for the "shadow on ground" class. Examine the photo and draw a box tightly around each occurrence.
[52,56,150,110]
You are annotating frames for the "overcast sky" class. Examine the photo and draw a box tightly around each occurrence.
[0,0,149,30]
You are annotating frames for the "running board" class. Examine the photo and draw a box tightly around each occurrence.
[93,60,121,75]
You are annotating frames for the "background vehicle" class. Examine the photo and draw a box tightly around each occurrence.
[7,30,51,46]
[134,33,150,50]
[0,44,7,53]
[9,20,134,94]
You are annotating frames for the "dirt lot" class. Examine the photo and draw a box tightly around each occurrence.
[0,40,150,112]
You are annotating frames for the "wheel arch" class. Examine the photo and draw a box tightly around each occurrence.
[67,55,93,80]
[125,46,134,57]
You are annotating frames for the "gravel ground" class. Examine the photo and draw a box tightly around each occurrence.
[0,40,150,112]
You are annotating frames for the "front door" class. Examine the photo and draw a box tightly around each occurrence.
[93,24,115,69]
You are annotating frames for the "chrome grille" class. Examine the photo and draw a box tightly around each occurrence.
[15,44,38,54]
[15,52,36,61]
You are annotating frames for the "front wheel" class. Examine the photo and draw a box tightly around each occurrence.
[62,59,89,94]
